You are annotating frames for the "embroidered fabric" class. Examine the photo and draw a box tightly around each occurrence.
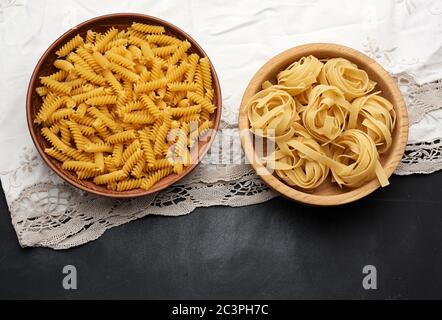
[395,73,442,126]
[10,169,276,249]
[1,0,442,249]
[395,138,442,175]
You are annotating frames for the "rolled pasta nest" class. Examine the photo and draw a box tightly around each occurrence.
[246,55,396,190]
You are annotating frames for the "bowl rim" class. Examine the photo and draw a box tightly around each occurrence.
[238,43,409,206]
[26,13,222,198]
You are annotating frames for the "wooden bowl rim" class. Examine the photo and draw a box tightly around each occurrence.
[238,43,409,206]
[26,13,222,198]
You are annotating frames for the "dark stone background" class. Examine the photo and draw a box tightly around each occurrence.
[1,172,441,299]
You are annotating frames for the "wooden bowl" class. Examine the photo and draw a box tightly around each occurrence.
[26,13,222,198]
[239,43,408,206]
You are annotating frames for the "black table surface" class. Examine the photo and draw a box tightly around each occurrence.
[0,172,441,300]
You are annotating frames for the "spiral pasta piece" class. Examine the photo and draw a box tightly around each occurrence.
[76,47,102,73]
[54,59,75,72]
[92,51,111,70]
[78,124,95,137]
[103,70,123,93]
[92,119,111,140]
[86,30,96,44]
[59,122,72,145]
[152,45,177,57]
[93,170,127,185]
[166,63,190,82]
[108,63,140,83]
[66,78,86,91]
[199,57,212,94]
[170,91,190,107]
[71,87,105,103]
[119,140,139,163]
[74,64,106,86]
[117,100,143,116]
[93,151,104,173]
[134,78,167,93]
[167,82,198,92]
[44,147,71,162]
[127,33,146,45]
[123,111,156,124]
[36,86,50,96]
[125,44,142,58]
[104,39,129,52]
[68,52,92,70]
[56,35,84,57]
[145,158,174,171]
[66,120,87,150]
[148,57,163,80]
[48,108,74,124]
[169,105,202,117]
[83,142,114,153]
[107,130,137,144]
[114,178,145,191]
[88,107,118,132]
[140,94,162,118]
[131,158,145,178]
[47,70,69,81]
[140,167,174,190]
[64,147,91,162]
[34,94,65,124]
[154,123,171,157]
[140,42,155,61]
[168,40,191,65]
[175,123,190,159]
[187,92,215,113]
[77,170,99,179]
[94,27,118,53]
[131,22,165,34]
[105,51,136,69]
[62,160,99,172]
[146,120,161,143]
[86,95,118,106]
[146,34,182,46]
[198,120,213,137]
[139,129,156,167]
[122,149,144,175]
[40,77,72,95]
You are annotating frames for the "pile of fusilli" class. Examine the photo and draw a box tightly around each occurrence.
[34,22,216,191]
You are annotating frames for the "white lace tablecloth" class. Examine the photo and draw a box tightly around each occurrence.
[1,0,441,249]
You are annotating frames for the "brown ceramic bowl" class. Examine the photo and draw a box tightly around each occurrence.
[27,13,222,198]
[239,43,408,206]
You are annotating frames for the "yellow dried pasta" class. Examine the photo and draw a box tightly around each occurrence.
[131,22,165,35]
[247,55,395,190]
[34,22,217,191]
[56,35,84,57]
[141,167,174,190]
